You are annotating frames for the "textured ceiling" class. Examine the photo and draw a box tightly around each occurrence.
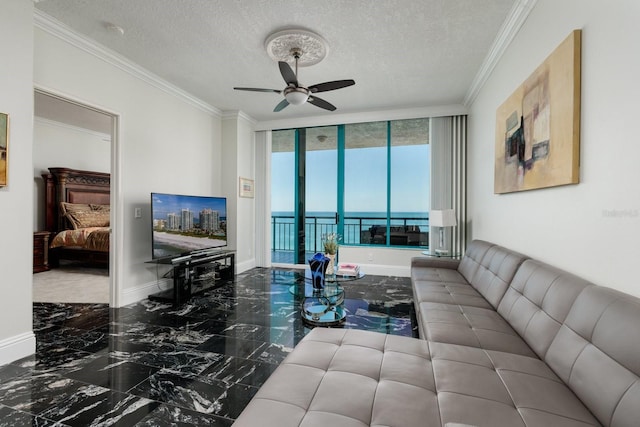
[34,0,517,123]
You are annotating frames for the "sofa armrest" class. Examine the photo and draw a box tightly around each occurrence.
[411,256,460,270]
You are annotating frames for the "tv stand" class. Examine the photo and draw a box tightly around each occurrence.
[148,249,235,307]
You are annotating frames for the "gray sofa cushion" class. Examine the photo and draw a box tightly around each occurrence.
[414,278,494,309]
[457,239,494,283]
[430,341,600,426]
[234,328,602,427]
[232,328,440,427]
[418,301,537,357]
[545,285,640,427]
[497,259,593,359]
[466,242,528,308]
[412,241,533,355]
[417,259,596,358]
[413,240,528,311]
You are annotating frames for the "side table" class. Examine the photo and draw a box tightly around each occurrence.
[33,231,51,273]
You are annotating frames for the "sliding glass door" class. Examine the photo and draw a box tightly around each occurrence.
[271,130,295,263]
[271,119,430,265]
[271,126,338,264]
[303,126,338,263]
[343,122,388,245]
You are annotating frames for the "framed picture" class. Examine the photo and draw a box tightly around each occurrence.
[0,112,8,187]
[495,30,581,194]
[239,177,254,198]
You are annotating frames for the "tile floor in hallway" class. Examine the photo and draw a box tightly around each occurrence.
[0,268,417,426]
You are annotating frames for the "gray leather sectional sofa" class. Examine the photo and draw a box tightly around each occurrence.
[233,240,640,426]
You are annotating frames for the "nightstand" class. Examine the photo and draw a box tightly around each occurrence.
[33,231,51,273]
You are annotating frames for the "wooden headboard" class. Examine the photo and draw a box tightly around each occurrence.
[42,167,111,233]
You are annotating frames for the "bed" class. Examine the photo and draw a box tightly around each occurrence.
[42,167,110,267]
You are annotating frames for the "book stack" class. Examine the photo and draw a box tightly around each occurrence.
[337,263,361,277]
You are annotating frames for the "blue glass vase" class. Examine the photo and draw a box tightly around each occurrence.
[308,252,330,290]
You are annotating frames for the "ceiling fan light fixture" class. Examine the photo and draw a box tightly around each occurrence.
[284,87,309,105]
[235,29,353,113]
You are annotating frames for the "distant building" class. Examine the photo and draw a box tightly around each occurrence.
[181,208,194,231]
[199,208,219,232]
[153,219,166,230]
[166,213,180,230]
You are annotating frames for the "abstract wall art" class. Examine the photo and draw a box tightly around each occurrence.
[495,30,581,194]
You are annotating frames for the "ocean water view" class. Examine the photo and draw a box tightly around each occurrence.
[271,211,430,251]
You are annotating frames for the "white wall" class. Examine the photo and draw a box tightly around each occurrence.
[221,113,256,273]
[0,0,35,364]
[468,0,640,296]
[236,115,256,270]
[33,118,110,230]
[34,24,223,306]
[338,246,414,277]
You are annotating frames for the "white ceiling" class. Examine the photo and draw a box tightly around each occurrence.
[34,92,113,134]
[34,0,519,123]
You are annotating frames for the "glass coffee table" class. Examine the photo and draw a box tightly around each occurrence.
[290,271,364,327]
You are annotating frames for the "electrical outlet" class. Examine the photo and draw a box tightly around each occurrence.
[134,207,142,218]
[368,253,373,262]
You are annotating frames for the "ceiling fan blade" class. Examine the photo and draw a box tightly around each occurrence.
[274,98,290,112]
[278,61,298,86]
[234,87,281,93]
[308,79,355,93]
[308,96,336,111]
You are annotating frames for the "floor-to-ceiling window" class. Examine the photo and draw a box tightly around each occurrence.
[304,126,338,259]
[271,130,295,263]
[389,118,430,246]
[271,118,430,264]
[343,121,388,246]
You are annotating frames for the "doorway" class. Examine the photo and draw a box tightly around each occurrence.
[33,89,119,306]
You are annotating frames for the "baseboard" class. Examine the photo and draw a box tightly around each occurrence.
[0,331,36,366]
[235,258,256,274]
[119,278,172,307]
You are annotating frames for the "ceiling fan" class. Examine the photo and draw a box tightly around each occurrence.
[234,49,355,112]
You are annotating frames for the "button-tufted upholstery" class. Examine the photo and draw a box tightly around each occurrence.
[233,240,640,426]
[232,329,440,427]
[545,285,640,426]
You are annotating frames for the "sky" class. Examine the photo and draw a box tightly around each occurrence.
[152,193,227,220]
[272,145,430,213]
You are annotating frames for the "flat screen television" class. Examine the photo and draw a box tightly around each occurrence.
[151,192,227,260]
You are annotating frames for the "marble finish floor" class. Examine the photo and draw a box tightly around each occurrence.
[0,268,417,426]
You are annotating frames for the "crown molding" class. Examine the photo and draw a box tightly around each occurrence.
[221,110,258,125]
[33,10,222,118]
[463,0,538,106]
[254,104,468,132]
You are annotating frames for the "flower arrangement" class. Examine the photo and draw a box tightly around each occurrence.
[322,232,341,255]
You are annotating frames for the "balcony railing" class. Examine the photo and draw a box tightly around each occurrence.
[271,214,429,255]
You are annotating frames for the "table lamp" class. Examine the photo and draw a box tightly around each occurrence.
[430,209,457,255]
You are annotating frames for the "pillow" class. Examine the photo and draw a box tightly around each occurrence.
[65,210,110,229]
[60,202,92,216]
[90,204,110,212]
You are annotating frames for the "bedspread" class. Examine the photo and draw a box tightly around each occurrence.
[50,227,110,252]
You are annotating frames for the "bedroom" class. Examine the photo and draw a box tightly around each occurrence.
[32,91,113,304]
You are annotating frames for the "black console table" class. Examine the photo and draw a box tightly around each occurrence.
[148,250,235,307]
